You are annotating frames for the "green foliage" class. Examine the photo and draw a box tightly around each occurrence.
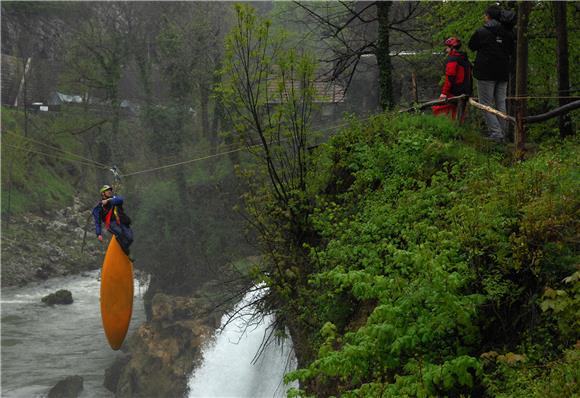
[218,4,317,198]
[217,5,322,323]
[483,346,580,397]
[278,113,579,396]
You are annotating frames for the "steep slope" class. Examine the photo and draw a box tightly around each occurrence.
[276,114,579,397]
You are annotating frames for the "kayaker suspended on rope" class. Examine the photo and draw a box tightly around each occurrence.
[92,184,134,257]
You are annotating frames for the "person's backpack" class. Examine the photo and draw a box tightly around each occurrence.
[500,9,517,30]
[447,54,473,96]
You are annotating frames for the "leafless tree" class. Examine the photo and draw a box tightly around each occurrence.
[288,1,430,109]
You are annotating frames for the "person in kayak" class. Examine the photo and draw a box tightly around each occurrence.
[92,184,134,257]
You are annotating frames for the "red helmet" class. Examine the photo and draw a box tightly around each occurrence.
[444,37,461,48]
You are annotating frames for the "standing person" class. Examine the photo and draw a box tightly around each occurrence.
[432,37,472,122]
[468,4,515,142]
[93,184,134,258]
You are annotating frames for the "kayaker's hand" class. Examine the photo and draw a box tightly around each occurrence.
[98,235,103,242]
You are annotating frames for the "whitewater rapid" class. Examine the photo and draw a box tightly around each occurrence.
[1,271,146,397]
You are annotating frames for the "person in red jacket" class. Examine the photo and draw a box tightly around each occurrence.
[432,37,473,122]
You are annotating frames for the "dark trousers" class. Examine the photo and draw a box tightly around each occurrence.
[108,223,134,255]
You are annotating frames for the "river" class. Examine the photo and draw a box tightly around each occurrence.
[2,274,298,398]
[1,271,146,397]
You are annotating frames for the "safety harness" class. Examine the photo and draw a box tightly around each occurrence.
[104,205,121,230]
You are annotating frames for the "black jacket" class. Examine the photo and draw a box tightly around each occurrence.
[468,19,514,82]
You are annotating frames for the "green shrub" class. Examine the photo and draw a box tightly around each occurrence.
[282,114,579,396]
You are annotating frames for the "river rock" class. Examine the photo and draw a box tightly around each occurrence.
[47,375,83,398]
[104,355,131,392]
[42,289,73,305]
[110,292,223,398]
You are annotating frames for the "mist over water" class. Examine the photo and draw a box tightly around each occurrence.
[188,289,298,398]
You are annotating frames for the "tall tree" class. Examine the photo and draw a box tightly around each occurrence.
[515,1,532,156]
[217,4,317,327]
[376,2,393,110]
[553,1,573,138]
[291,1,428,110]
[63,3,131,165]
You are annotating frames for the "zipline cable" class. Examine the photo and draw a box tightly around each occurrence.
[2,130,108,168]
[4,115,369,179]
[120,118,362,178]
[121,146,256,177]
[3,143,109,169]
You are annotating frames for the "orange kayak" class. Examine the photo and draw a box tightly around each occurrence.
[100,236,133,350]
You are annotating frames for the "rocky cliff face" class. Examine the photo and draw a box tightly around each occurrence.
[1,197,102,287]
[107,290,228,398]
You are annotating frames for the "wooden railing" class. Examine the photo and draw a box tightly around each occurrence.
[400,95,579,157]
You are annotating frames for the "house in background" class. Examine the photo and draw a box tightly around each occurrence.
[48,91,84,106]
[267,75,347,123]
[1,54,141,116]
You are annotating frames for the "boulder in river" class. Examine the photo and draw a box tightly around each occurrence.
[47,375,83,398]
[104,355,131,392]
[42,289,73,305]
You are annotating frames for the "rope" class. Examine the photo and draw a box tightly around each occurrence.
[2,130,108,168]
[3,143,108,169]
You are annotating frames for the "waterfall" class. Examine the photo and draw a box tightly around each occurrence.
[187,288,298,398]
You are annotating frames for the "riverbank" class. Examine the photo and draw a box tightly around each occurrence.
[1,197,102,287]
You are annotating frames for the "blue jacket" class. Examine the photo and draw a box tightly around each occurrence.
[92,195,125,236]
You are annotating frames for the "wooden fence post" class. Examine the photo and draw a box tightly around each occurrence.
[515,2,532,158]
[411,71,418,104]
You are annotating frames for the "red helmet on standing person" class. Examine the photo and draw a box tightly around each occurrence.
[444,37,461,49]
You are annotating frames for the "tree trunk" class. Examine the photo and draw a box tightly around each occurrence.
[376,1,393,111]
[210,59,223,155]
[200,84,210,142]
[110,96,122,165]
[515,2,532,157]
[506,3,518,142]
[554,1,573,138]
